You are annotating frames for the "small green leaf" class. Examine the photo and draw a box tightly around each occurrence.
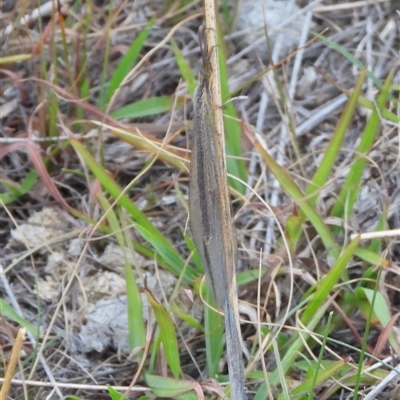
[171,40,196,94]
[204,289,224,377]
[99,18,154,108]
[107,385,129,400]
[145,374,200,399]
[0,299,41,337]
[111,96,183,119]
[145,290,181,378]
[301,236,360,324]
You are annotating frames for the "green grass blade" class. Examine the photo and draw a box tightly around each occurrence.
[255,237,359,400]
[99,19,154,109]
[301,235,360,324]
[96,194,146,352]
[145,290,182,378]
[217,27,247,194]
[306,69,367,204]
[69,138,196,283]
[330,70,394,221]
[253,300,331,400]
[111,96,183,119]
[204,289,224,378]
[171,40,196,94]
[0,299,41,337]
[252,139,339,259]
[134,224,197,282]
[0,170,38,204]
[96,121,188,171]
[145,374,200,399]
[107,386,129,400]
[288,359,348,399]
[357,287,400,353]
[314,32,390,93]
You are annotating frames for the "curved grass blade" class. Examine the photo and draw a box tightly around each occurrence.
[99,18,154,109]
[69,137,196,283]
[111,96,184,120]
[145,290,181,378]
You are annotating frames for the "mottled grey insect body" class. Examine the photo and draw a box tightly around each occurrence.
[189,71,236,307]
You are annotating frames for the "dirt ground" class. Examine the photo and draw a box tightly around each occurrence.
[1,0,399,399]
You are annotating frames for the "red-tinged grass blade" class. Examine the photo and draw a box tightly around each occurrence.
[301,236,360,325]
[91,121,188,172]
[374,311,400,357]
[111,96,184,120]
[96,194,146,353]
[330,70,394,223]
[27,142,76,213]
[100,18,154,109]
[306,69,367,205]
[282,359,349,399]
[356,287,400,354]
[145,374,205,400]
[204,289,224,378]
[69,137,197,284]
[145,290,182,379]
[30,80,189,172]
[245,128,339,260]
[171,40,196,95]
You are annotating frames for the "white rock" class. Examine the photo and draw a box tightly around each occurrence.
[10,208,66,248]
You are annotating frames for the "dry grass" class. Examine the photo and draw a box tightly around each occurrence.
[1,0,399,399]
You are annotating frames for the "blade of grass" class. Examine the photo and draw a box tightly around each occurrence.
[96,194,146,353]
[97,0,113,110]
[0,299,40,337]
[313,32,395,96]
[301,236,360,324]
[254,237,359,399]
[357,287,400,354]
[353,276,380,399]
[100,18,154,109]
[111,96,184,120]
[204,290,224,378]
[107,386,129,400]
[306,69,367,205]
[253,299,331,400]
[0,170,38,204]
[145,374,203,400]
[92,120,188,172]
[216,26,247,194]
[145,289,181,378]
[330,70,394,222]
[246,129,339,259]
[171,40,196,94]
[288,358,348,399]
[69,137,197,283]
